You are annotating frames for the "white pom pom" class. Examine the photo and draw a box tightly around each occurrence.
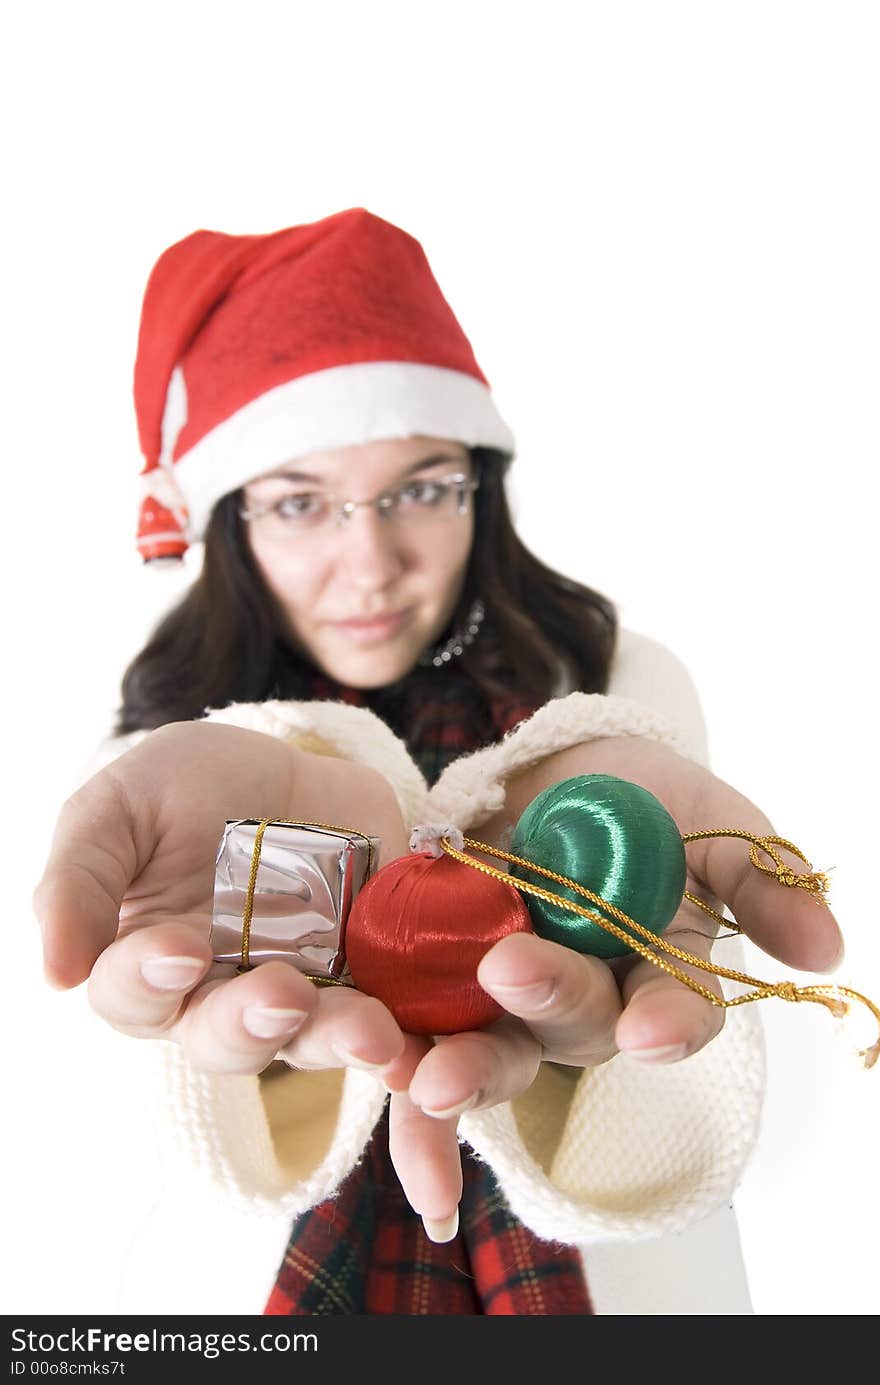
[409,823,465,858]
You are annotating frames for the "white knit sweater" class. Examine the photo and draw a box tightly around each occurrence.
[94,628,764,1313]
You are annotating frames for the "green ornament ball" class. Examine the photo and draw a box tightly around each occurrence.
[508,774,687,959]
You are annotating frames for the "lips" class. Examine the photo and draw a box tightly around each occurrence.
[328,607,413,643]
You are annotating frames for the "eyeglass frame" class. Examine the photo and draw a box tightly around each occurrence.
[238,470,480,529]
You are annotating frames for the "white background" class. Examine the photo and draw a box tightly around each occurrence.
[3,0,878,1317]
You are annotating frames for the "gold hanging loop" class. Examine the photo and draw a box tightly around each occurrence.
[438,830,879,1070]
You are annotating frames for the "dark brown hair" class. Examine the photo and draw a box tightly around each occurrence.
[115,448,618,744]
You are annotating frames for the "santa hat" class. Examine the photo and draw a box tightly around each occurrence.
[133,207,515,561]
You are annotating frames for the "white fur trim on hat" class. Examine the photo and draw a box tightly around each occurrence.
[173,360,515,538]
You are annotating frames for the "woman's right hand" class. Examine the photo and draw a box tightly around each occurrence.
[33,722,411,1077]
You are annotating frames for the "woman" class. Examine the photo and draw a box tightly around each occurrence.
[35,207,842,1315]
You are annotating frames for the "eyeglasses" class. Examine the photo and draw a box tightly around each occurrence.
[239,472,479,538]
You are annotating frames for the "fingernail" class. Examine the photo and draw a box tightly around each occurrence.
[422,1209,459,1243]
[624,1043,688,1063]
[140,956,207,991]
[482,979,555,1009]
[420,1093,479,1120]
[242,1006,309,1040]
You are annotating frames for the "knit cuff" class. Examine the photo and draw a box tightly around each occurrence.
[424,690,703,830]
[459,933,766,1244]
[90,699,430,826]
[201,698,429,824]
[155,1044,389,1218]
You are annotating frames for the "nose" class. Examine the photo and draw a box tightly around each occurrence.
[333,506,407,591]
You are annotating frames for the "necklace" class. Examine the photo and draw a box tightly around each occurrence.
[419,599,485,668]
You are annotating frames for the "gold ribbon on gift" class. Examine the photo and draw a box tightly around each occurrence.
[238,818,375,983]
[438,828,880,1070]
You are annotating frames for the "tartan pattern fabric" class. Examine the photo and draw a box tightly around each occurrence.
[264,1108,593,1315]
[264,665,594,1316]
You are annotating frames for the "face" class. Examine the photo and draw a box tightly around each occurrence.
[240,435,476,688]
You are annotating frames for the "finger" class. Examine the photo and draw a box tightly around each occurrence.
[688,778,844,972]
[34,775,140,988]
[475,931,623,1065]
[388,1087,463,1240]
[273,984,406,1074]
[88,926,321,1065]
[408,1013,541,1118]
[382,1032,434,1093]
[614,908,726,1063]
[87,921,216,1034]
[171,960,339,1073]
[382,1032,461,1242]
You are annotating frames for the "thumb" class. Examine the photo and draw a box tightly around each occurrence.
[33,773,140,989]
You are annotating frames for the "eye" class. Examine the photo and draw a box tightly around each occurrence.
[273,494,328,522]
[395,480,446,508]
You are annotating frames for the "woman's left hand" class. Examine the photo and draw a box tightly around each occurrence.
[385,736,845,1241]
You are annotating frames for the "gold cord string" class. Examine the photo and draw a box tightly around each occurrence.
[238,818,376,985]
[239,820,269,970]
[437,830,880,1071]
[680,829,833,910]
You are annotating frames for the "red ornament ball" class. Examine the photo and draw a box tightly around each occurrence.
[344,851,533,1035]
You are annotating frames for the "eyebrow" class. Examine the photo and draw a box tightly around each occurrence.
[253,451,469,486]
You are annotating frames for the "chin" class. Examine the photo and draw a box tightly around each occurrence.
[318,645,423,689]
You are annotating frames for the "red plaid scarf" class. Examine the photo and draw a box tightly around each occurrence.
[264,668,594,1316]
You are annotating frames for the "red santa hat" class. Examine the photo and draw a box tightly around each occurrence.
[133,207,516,561]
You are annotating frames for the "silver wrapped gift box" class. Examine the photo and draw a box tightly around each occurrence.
[210,819,380,982]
